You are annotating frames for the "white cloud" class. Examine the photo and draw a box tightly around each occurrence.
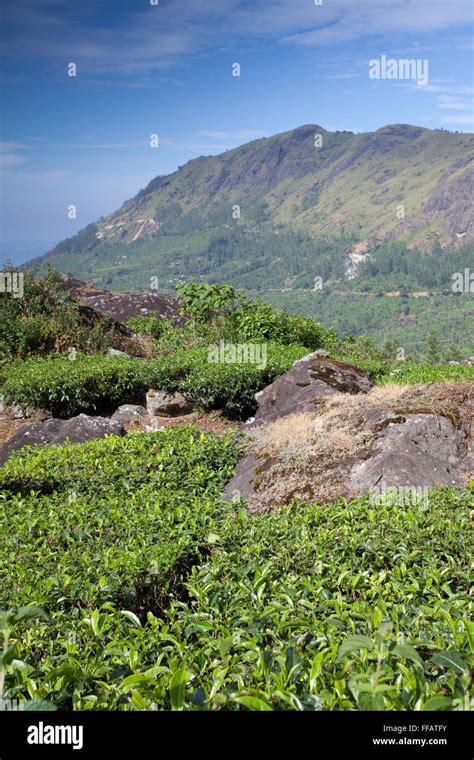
[401,81,473,129]
[437,97,472,111]
[281,0,474,47]
[0,142,27,168]
[2,0,473,74]
[440,113,474,126]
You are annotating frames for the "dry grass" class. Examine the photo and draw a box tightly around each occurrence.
[252,412,316,457]
[125,409,240,436]
[366,382,410,402]
[244,381,473,514]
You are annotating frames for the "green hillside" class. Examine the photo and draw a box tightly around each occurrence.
[38,124,473,288]
[33,124,474,357]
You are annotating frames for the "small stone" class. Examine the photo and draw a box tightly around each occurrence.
[106,348,131,358]
[111,405,146,423]
[146,389,193,417]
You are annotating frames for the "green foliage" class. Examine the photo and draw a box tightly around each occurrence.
[176,282,240,324]
[0,343,308,419]
[0,432,471,711]
[178,344,305,418]
[331,335,473,382]
[355,360,474,385]
[334,334,383,362]
[0,429,239,611]
[0,605,53,711]
[0,354,150,417]
[169,282,329,351]
[0,267,108,361]
[356,239,474,292]
[231,300,325,349]
[126,314,168,340]
[261,287,474,361]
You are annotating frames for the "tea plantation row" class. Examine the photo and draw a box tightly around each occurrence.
[1,350,472,421]
[0,429,472,711]
[0,344,307,419]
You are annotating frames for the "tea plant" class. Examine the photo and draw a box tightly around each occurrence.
[0,343,307,419]
[0,428,471,712]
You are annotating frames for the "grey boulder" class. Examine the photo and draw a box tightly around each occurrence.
[0,414,124,466]
[111,404,147,423]
[146,389,193,417]
[349,412,466,493]
[251,354,372,425]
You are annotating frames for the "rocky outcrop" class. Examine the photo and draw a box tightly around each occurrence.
[349,411,466,492]
[224,379,473,512]
[251,354,372,425]
[0,414,124,466]
[63,277,184,325]
[146,390,194,417]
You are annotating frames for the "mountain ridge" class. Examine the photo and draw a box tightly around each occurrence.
[36,123,473,292]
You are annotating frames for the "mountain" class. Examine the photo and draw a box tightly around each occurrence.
[36,124,473,294]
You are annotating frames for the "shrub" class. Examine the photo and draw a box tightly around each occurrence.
[231,301,326,349]
[341,359,474,385]
[0,344,309,419]
[176,282,241,325]
[0,354,151,417]
[126,314,168,340]
[0,428,239,613]
[0,267,109,361]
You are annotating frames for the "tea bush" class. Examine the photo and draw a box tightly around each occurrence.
[0,354,148,417]
[0,429,240,611]
[0,343,308,419]
[126,314,168,341]
[0,430,471,711]
[344,359,474,385]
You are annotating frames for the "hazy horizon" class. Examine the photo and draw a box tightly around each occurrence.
[1,0,473,244]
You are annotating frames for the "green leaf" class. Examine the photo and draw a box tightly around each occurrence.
[169,666,188,711]
[118,673,152,693]
[463,620,474,653]
[12,606,48,624]
[337,635,374,661]
[234,696,273,711]
[430,650,468,673]
[392,644,424,668]
[422,696,453,711]
[129,691,149,710]
[120,610,142,629]
[309,652,325,690]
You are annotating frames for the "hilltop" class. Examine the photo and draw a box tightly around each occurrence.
[36,124,473,294]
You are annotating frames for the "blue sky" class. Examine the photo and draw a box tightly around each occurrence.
[0,0,472,247]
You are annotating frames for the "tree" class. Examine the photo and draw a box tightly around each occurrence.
[427,331,441,363]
